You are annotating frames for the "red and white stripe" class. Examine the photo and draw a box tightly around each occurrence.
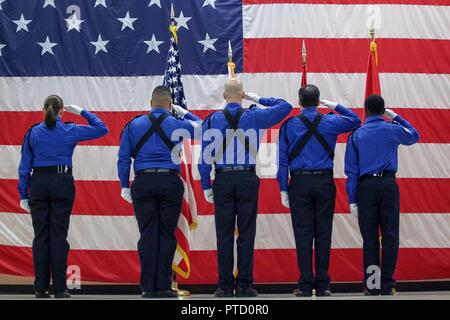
[0,0,449,283]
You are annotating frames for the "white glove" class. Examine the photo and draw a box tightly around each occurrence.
[121,188,132,204]
[20,199,30,212]
[383,108,398,120]
[64,104,84,115]
[172,104,189,118]
[350,203,359,218]
[320,100,338,110]
[244,92,260,104]
[280,191,290,208]
[203,189,214,204]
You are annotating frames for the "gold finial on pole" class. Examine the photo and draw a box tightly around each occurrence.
[370,20,376,42]
[169,3,178,43]
[301,40,307,65]
[227,40,236,79]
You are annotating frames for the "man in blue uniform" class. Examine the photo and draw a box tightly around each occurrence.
[345,94,419,296]
[118,86,201,298]
[19,98,108,298]
[198,79,292,297]
[277,84,361,297]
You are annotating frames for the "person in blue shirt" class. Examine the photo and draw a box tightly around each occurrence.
[118,86,201,298]
[277,84,361,297]
[18,95,108,298]
[345,94,419,296]
[198,79,292,297]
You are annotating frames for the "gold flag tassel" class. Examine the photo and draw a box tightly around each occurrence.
[370,21,378,66]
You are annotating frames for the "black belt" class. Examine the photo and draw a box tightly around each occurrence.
[290,169,333,176]
[216,166,256,173]
[360,171,396,182]
[137,168,178,175]
[33,166,72,174]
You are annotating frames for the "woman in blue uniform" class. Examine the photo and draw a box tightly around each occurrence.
[18,95,108,298]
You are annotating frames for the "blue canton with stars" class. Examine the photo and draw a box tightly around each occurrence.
[0,0,243,76]
[163,36,186,109]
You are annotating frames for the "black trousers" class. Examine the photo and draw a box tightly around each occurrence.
[131,172,184,293]
[213,171,259,291]
[288,174,336,292]
[357,176,400,294]
[28,172,75,294]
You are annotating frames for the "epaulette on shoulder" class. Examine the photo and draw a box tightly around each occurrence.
[248,104,257,110]
[21,123,40,153]
[64,121,75,125]
[120,114,145,139]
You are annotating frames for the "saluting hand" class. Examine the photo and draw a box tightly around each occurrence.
[203,189,214,204]
[383,109,398,120]
[121,188,132,204]
[320,100,338,110]
[20,199,30,213]
[350,203,358,218]
[280,191,290,208]
[64,104,84,115]
[172,104,189,118]
[244,92,260,104]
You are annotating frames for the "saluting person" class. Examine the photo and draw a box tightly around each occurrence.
[199,79,292,297]
[345,94,419,295]
[277,84,361,297]
[118,86,201,298]
[18,95,108,298]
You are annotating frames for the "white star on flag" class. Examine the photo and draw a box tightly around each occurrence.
[65,13,84,32]
[0,43,6,56]
[148,0,161,8]
[144,34,164,54]
[203,0,216,9]
[0,0,5,11]
[13,14,32,32]
[43,0,56,8]
[198,33,218,53]
[90,34,109,54]
[38,36,58,56]
[94,0,107,8]
[175,11,192,30]
[117,11,138,31]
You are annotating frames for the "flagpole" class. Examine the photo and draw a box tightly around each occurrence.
[167,2,190,297]
[300,40,307,87]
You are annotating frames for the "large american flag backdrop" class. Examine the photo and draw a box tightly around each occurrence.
[0,0,449,285]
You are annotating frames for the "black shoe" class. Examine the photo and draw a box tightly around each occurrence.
[293,289,313,297]
[35,292,51,299]
[235,286,258,298]
[55,291,71,299]
[363,289,380,296]
[381,288,398,296]
[316,289,332,297]
[157,290,178,298]
[214,287,234,298]
[142,292,157,298]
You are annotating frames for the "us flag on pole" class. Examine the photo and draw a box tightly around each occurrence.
[163,25,197,279]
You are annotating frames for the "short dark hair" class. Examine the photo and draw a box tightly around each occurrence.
[364,94,385,115]
[152,85,172,103]
[298,84,320,107]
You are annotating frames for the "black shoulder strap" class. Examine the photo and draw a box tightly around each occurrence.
[288,114,334,163]
[218,108,246,158]
[120,115,145,140]
[21,123,39,154]
[131,113,174,159]
[348,126,361,154]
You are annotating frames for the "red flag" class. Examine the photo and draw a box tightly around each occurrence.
[301,62,307,86]
[365,41,380,99]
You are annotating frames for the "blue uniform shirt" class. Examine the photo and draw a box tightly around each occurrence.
[345,114,419,204]
[118,108,202,188]
[18,110,109,199]
[277,104,361,191]
[198,97,293,190]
